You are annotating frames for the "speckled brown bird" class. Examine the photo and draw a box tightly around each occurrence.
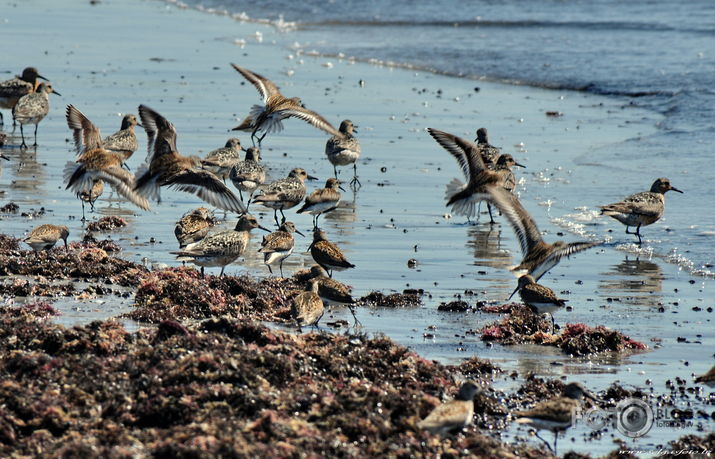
[134,105,246,213]
[509,274,567,331]
[102,114,142,161]
[13,82,60,148]
[599,177,683,245]
[297,177,343,229]
[515,382,598,454]
[258,221,304,277]
[326,119,361,187]
[24,224,69,251]
[229,146,266,205]
[0,67,47,127]
[417,381,480,435]
[231,63,341,146]
[474,127,502,166]
[252,167,317,226]
[174,207,217,249]
[201,138,243,182]
[292,280,324,329]
[78,179,104,220]
[309,228,355,278]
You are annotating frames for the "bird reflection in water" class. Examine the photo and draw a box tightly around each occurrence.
[599,256,663,308]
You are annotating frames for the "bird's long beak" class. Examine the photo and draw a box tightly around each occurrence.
[258,225,272,233]
[307,174,319,181]
[136,123,143,128]
[231,126,241,131]
[338,185,346,192]
[583,388,601,403]
[507,285,519,301]
[38,74,49,81]
[52,89,62,96]
[0,154,9,161]
[671,186,683,193]
[295,229,305,237]
[514,162,526,168]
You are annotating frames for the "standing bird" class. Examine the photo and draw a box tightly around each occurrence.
[24,224,69,251]
[325,119,361,187]
[509,274,567,332]
[201,138,244,182]
[417,381,480,435]
[78,179,105,221]
[0,67,47,127]
[229,146,266,206]
[305,265,360,326]
[515,382,598,454]
[489,188,601,281]
[171,214,270,276]
[252,167,317,226]
[297,177,343,229]
[309,228,355,278]
[174,207,217,248]
[258,221,304,277]
[102,114,142,162]
[13,82,60,148]
[134,105,246,213]
[475,127,501,166]
[599,177,683,245]
[64,105,150,213]
[292,280,324,329]
[230,64,341,146]
[484,153,526,223]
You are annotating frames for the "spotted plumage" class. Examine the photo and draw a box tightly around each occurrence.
[134,105,246,213]
[0,67,47,127]
[297,177,343,228]
[78,179,104,221]
[510,274,566,331]
[201,138,243,182]
[326,119,361,187]
[252,167,317,225]
[292,280,324,328]
[306,265,355,305]
[230,63,341,146]
[309,228,355,277]
[13,82,60,148]
[258,221,304,277]
[171,214,270,276]
[24,224,69,251]
[599,177,683,245]
[417,381,480,435]
[475,127,501,166]
[102,114,142,161]
[229,147,266,205]
[174,207,217,248]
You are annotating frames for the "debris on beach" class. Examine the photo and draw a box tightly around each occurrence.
[85,216,128,232]
[359,291,422,308]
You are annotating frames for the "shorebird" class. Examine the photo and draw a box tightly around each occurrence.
[229,146,265,206]
[134,105,246,213]
[0,67,47,127]
[297,177,343,229]
[258,221,304,277]
[292,280,325,329]
[171,214,270,276]
[252,167,317,225]
[230,63,341,146]
[64,105,150,214]
[489,188,601,281]
[102,114,142,162]
[515,382,598,454]
[417,381,480,435]
[509,274,566,331]
[694,365,715,387]
[326,119,361,187]
[174,207,217,248]
[428,127,506,223]
[475,127,501,166]
[24,224,69,251]
[483,153,526,223]
[78,179,104,220]
[305,265,360,326]
[13,82,60,148]
[201,138,243,182]
[309,228,355,278]
[599,177,683,245]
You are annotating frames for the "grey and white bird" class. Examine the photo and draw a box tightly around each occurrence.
[296,177,343,229]
[102,114,142,162]
[475,127,501,166]
[326,119,361,187]
[258,221,304,277]
[174,207,217,249]
[252,167,317,226]
[292,280,324,329]
[417,381,480,435]
[13,82,60,148]
[229,146,265,205]
[309,228,355,278]
[0,67,47,127]
[201,138,244,182]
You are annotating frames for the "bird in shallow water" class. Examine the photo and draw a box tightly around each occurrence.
[0,67,48,128]
[326,119,361,187]
[78,179,104,221]
[417,381,480,435]
[258,221,304,277]
[305,264,360,326]
[24,224,69,252]
[296,177,343,229]
[230,63,341,146]
[309,228,355,278]
[13,82,60,148]
[509,274,566,332]
[174,207,217,249]
[134,105,246,213]
[229,146,265,206]
[252,167,317,226]
[201,137,244,183]
[515,382,599,455]
[599,177,683,245]
[101,113,142,163]
[474,127,502,166]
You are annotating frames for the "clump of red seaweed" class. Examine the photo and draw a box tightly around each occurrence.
[85,216,128,232]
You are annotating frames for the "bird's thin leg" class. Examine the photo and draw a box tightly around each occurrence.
[347,303,361,327]
[220,266,225,277]
[81,201,86,222]
[266,263,273,275]
[200,266,205,277]
[0,112,3,126]
[333,165,338,179]
[33,124,38,146]
[273,209,280,227]
[19,125,27,148]
[279,260,284,278]
[553,430,558,455]
[533,431,554,453]
[487,203,495,224]
[350,163,361,189]
[635,224,643,245]
[279,208,286,224]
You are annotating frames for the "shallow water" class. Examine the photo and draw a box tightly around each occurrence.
[0,0,712,455]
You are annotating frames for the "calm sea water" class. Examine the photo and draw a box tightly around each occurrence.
[177,0,715,274]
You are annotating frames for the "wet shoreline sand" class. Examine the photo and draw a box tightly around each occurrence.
[0,0,712,455]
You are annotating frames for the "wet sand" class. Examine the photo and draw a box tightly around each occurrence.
[0,0,713,455]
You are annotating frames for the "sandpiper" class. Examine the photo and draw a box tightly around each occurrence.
[489,188,601,281]
[230,63,341,146]
[515,382,598,454]
[102,114,142,162]
[475,127,501,166]
[309,228,355,278]
[258,221,304,277]
[0,67,47,127]
[171,214,270,276]
[134,105,246,213]
[297,177,343,229]
[229,146,266,205]
[417,381,480,435]
[78,179,104,220]
[174,207,217,248]
[509,274,566,331]
[599,177,683,245]
[292,280,325,329]
[13,82,60,148]
[694,366,715,387]
[24,224,69,251]
[483,153,526,223]
[305,265,360,326]
[326,119,361,187]
[201,138,243,182]
[252,167,317,225]
[64,105,151,213]
[428,128,506,223]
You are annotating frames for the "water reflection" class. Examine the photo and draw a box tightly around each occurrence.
[599,256,663,307]
[466,224,512,270]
